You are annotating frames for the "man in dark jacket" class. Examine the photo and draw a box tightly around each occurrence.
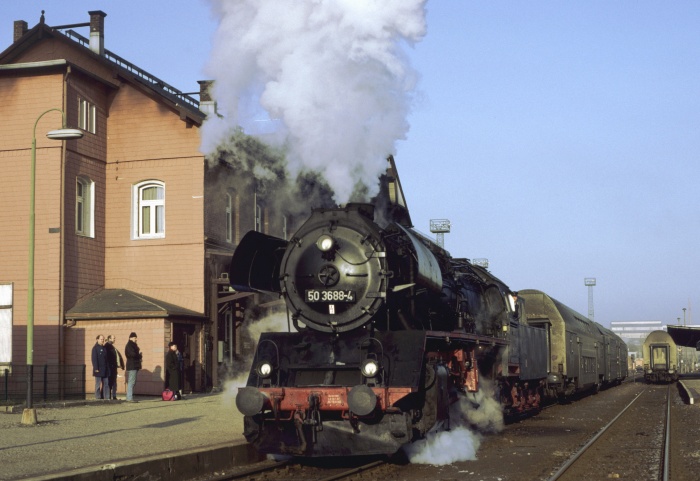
[91,334,110,400]
[105,335,124,400]
[124,332,142,402]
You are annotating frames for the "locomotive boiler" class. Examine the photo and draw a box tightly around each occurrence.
[229,161,627,457]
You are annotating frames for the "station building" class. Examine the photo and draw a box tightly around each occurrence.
[0,11,288,397]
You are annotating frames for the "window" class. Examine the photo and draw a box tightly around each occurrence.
[0,283,12,364]
[133,181,165,239]
[225,193,232,243]
[78,98,96,134]
[255,203,263,232]
[75,176,94,237]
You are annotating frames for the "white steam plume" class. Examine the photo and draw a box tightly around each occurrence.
[203,0,427,203]
[403,380,504,465]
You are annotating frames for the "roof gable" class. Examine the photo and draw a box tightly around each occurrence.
[0,18,205,126]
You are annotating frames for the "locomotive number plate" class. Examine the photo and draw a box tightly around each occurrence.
[306,289,356,303]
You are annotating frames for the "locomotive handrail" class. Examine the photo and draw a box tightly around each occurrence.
[425,330,509,346]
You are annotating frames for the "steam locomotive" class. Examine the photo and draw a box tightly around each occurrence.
[230,160,627,457]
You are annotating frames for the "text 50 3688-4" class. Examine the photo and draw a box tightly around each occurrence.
[306,290,356,303]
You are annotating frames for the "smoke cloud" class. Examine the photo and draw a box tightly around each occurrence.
[203,0,427,204]
[403,380,504,465]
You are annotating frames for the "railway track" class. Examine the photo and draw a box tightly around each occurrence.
[547,385,672,481]
[190,457,390,481]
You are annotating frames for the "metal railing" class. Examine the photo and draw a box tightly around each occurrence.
[57,28,200,111]
[1,365,86,405]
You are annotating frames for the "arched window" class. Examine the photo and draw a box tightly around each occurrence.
[76,176,94,237]
[133,181,165,239]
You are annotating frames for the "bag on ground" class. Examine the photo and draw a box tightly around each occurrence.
[162,389,175,401]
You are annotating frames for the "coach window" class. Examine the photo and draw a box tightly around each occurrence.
[76,176,95,237]
[225,193,233,243]
[0,283,12,365]
[133,181,165,239]
[255,202,264,233]
[78,98,96,134]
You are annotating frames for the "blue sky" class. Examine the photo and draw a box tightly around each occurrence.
[3,1,699,327]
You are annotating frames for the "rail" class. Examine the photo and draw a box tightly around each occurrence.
[546,386,672,481]
[204,458,387,481]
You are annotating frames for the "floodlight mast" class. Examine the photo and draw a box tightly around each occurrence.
[584,277,596,321]
[430,219,450,248]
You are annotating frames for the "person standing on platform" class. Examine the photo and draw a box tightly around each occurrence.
[91,334,110,400]
[125,332,142,403]
[105,335,124,400]
[165,342,182,400]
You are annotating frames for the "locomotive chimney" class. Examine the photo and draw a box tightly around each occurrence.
[88,10,106,56]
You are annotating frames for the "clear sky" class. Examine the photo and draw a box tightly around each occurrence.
[3,1,699,327]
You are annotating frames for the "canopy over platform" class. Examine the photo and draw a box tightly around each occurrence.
[667,325,700,349]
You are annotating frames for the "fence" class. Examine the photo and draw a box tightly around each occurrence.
[0,365,86,405]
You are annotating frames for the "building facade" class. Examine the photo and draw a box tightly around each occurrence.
[0,11,282,397]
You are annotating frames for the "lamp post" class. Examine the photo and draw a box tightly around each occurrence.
[683,307,686,327]
[22,109,82,426]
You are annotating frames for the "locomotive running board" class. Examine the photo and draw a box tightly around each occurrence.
[424,330,509,347]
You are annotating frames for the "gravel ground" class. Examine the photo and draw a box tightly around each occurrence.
[348,379,700,481]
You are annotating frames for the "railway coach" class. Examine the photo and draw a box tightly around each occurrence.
[518,290,628,399]
[642,330,679,383]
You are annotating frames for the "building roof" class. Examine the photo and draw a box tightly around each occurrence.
[0,16,205,126]
[65,289,206,321]
[667,325,700,348]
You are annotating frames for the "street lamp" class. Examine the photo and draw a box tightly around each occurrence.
[683,307,686,327]
[22,109,83,426]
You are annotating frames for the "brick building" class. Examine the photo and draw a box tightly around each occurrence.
[0,11,282,397]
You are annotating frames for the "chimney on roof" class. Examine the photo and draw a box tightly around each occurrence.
[88,10,107,56]
[198,80,218,117]
[13,20,28,43]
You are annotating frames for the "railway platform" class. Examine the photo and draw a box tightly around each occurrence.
[679,378,700,405]
[0,388,260,481]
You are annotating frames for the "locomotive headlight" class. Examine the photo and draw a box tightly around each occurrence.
[316,234,335,252]
[361,359,379,378]
[256,361,273,378]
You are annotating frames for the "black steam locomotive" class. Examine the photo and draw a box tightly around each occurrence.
[230,160,627,457]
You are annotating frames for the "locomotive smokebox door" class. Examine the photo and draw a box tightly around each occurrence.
[280,204,388,333]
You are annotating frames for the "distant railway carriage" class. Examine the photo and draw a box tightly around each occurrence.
[642,330,679,383]
[518,290,628,398]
